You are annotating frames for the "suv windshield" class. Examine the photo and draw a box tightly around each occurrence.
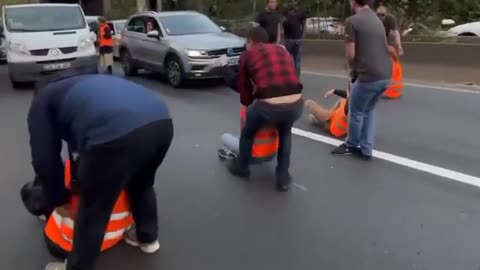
[4,5,86,32]
[159,14,221,36]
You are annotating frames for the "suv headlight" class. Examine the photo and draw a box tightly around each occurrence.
[8,41,29,55]
[78,35,94,51]
[184,49,208,58]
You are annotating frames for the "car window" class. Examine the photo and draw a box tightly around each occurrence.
[127,17,146,33]
[114,22,125,33]
[158,13,221,36]
[4,5,86,32]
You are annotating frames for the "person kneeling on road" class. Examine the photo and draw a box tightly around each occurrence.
[215,55,279,163]
[220,26,303,191]
[304,77,355,138]
[20,155,134,259]
[28,70,174,270]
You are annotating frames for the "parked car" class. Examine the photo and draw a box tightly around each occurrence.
[2,3,97,89]
[119,11,245,87]
[304,16,341,35]
[0,17,6,63]
[109,19,126,58]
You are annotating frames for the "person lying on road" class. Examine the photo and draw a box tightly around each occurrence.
[304,78,354,138]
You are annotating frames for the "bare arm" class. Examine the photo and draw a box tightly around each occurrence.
[344,20,356,71]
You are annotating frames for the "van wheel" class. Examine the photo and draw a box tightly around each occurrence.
[121,50,138,76]
[165,55,185,88]
[9,73,22,90]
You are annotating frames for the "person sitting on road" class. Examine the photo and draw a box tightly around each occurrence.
[20,155,134,260]
[215,55,280,163]
[220,27,303,192]
[304,78,355,138]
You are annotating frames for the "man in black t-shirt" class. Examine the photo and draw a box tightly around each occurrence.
[282,0,307,75]
[255,0,282,43]
[376,5,403,55]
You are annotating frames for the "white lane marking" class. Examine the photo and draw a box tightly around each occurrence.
[292,128,480,188]
[293,183,308,191]
[302,71,480,95]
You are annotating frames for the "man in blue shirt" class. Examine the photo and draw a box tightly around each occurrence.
[29,71,174,270]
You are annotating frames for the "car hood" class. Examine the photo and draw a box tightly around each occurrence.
[167,32,245,50]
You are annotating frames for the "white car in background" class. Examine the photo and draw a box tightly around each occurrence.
[446,20,480,37]
[304,16,341,35]
[109,19,126,58]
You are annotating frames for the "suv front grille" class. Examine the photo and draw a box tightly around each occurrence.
[29,46,78,56]
[207,47,245,58]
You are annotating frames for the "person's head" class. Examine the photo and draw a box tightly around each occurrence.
[146,20,154,32]
[97,16,107,24]
[376,5,388,21]
[349,0,370,13]
[266,0,277,11]
[246,27,269,49]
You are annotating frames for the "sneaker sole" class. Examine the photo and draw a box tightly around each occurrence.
[124,238,160,254]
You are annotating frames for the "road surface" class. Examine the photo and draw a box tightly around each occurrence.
[1,64,479,270]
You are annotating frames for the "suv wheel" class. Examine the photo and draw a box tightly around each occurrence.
[165,56,185,88]
[121,50,138,76]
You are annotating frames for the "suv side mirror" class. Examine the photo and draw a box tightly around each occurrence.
[147,30,160,39]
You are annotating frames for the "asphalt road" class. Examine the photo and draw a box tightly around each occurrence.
[1,64,480,270]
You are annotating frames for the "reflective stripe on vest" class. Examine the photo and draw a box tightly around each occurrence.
[240,106,279,158]
[50,209,131,243]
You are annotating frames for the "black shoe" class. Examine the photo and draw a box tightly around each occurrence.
[226,158,250,179]
[355,152,372,161]
[331,143,358,156]
[276,172,291,192]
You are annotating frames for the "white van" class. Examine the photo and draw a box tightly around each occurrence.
[2,3,97,88]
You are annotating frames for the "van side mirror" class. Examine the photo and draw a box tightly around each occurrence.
[147,30,160,39]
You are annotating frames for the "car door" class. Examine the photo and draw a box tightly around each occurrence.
[124,16,148,65]
[140,16,169,71]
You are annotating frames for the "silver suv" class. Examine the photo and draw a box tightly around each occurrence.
[119,11,246,87]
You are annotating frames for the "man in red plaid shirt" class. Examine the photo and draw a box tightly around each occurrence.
[226,26,303,191]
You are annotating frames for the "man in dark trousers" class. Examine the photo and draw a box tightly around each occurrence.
[330,0,392,160]
[282,0,308,75]
[255,0,283,43]
[225,27,303,191]
[29,70,174,270]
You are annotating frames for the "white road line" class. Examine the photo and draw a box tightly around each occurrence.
[292,128,480,188]
[302,71,480,95]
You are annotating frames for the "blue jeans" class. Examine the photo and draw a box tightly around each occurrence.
[346,79,391,156]
[238,99,303,174]
[285,39,302,75]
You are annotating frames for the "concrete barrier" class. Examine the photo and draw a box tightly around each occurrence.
[301,39,480,68]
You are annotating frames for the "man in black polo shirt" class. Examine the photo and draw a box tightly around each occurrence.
[282,0,308,75]
[255,0,282,43]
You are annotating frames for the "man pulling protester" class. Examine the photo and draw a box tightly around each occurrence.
[28,71,173,270]
[222,26,303,191]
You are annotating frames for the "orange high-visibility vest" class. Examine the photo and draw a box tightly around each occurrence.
[99,23,114,47]
[240,106,279,159]
[383,46,404,99]
[329,99,348,137]
[44,159,134,252]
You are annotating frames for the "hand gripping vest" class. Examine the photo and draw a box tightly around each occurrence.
[99,23,114,47]
[329,99,348,137]
[383,46,404,99]
[240,106,279,159]
[44,159,134,252]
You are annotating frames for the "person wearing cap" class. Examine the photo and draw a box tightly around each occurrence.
[28,70,174,270]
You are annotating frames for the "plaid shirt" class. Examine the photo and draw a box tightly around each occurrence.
[237,43,302,106]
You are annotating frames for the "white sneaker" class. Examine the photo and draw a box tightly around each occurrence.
[124,228,160,254]
[45,261,65,270]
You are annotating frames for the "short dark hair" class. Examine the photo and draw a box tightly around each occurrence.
[247,26,269,43]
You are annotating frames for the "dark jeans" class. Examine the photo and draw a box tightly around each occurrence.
[238,99,303,174]
[285,39,302,75]
[67,119,174,270]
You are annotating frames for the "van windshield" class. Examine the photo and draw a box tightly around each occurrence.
[4,5,86,32]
